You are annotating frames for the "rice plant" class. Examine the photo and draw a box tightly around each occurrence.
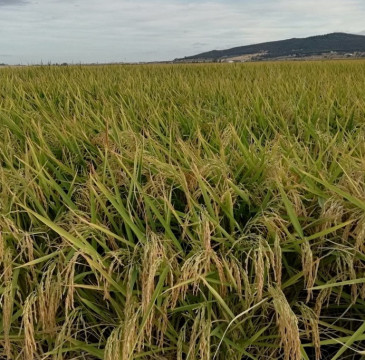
[1,61,365,359]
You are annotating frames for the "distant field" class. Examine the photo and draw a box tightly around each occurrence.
[1,62,365,359]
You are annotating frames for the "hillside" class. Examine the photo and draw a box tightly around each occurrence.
[177,32,365,62]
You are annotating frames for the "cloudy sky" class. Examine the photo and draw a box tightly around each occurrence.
[1,0,365,64]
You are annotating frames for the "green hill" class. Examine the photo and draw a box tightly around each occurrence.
[178,32,365,61]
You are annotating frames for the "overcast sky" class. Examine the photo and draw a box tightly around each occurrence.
[1,0,365,64]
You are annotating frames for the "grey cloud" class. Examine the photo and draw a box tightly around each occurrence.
[192,42,208,48]
[0,0,364,64]
[0,0,27,5]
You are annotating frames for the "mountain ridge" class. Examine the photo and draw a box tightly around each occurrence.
[176,33,365,62]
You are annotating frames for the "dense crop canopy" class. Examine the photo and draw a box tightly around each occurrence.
[0,62,365,359]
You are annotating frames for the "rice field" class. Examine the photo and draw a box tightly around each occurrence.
[1,61,365,359]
